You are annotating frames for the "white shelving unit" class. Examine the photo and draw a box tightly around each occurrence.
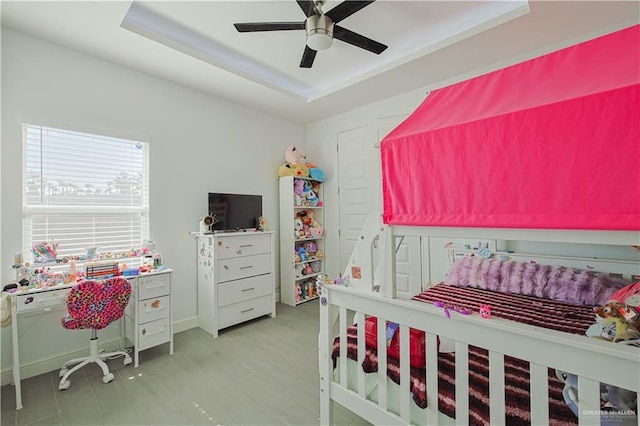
[279,175,325,306]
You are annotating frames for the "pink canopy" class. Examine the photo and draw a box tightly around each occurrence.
[381,24,639,230]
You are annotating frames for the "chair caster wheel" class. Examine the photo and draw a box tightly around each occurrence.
[59,380,71,390]
[123,356,132,366]
[59,368,68,378]
[103,373,115,384]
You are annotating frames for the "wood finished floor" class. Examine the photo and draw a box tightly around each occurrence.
[1,302,368,426]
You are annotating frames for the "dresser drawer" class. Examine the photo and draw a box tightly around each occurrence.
[217,253,271,282]
[216,234,271,260]
[217,274,272,307]
[138,273,170,300]
[217,294,272,330]
[137,317,171,351]
[138,295,170,324]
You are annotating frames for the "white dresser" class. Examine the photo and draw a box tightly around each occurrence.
[123,269,173,367]
[197,232,276,337]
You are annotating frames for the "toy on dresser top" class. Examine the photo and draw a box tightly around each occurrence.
[293,209,324,240]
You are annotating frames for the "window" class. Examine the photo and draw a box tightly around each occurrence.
[22,124,150,263]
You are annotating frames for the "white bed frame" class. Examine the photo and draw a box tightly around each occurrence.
[318,214,640,426]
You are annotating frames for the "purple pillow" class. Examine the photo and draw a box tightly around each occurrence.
[445,256,629,306]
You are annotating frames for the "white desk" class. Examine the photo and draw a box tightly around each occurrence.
[5,269,173,410]
[6,281,74,410]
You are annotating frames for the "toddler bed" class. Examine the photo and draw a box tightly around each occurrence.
[318,223,640,426]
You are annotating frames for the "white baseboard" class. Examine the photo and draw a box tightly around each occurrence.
[1,318,200,387]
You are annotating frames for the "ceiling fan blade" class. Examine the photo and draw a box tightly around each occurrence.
[296,0,320,17]
[325,1,375,23]
[333,25,387,54]
[300,46,317,68]
[234,22,305,32]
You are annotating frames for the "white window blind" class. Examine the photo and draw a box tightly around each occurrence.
[22,124,150,263]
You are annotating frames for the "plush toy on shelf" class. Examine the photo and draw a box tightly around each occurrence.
[294,218,305,239]
[303,241,317,257]
[293,178,305,206]
[295,282,302,303]
[297,246,308,262]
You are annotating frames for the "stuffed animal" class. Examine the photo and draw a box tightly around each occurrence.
[595,300,640,333]
[293,178,305,205]
[285,145,306,164]
[307,282,315,298]
[278,162,309,178]
[309,227,324,238]
[297,246,308,262]
[294,250,301,263]
[295,282,302,302]
[303,241,317,257]
[556,370,638,422]
[311,180,320,196]
[304,264,313,275]
[315,249,324,259]
[300,282,308,299]
[601,317,640,342]
[302,182,318,207]
[308,166,326,182]
[294,218,304,239]
[310,260,321,273]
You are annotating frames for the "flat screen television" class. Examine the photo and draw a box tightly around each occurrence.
[208,192,262,232]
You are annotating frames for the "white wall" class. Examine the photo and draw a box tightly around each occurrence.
[1,28,305,377]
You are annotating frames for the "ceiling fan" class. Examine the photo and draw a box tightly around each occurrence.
[234,0,387,68]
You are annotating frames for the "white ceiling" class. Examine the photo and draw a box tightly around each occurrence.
[2,1,639,124]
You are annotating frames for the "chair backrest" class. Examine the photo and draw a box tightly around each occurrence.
[62,277,131,330]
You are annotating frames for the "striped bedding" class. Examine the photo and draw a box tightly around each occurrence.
[331,283,597,425]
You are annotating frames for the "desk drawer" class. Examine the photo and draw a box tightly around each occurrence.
[138,295,170,324]
[16,289,69,313]
[217,274,272,307]
[217,253,271,283]
[138,317,171,351]
[218,295,272,330]
[138,274,170,300]
[216,234,271,260]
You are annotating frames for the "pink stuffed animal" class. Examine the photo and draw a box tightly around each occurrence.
[285,145,306,164]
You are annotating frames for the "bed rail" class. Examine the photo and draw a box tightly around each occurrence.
[319,285,640,426]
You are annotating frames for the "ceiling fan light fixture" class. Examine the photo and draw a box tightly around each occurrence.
[305,14,334,51]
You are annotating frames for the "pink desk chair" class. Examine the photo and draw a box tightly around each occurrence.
[58,277,132,390]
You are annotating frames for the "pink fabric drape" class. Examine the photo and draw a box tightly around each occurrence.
[381,25,640,230]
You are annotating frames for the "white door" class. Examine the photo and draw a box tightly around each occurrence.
[337,125,373,275]
[337,115,423,298]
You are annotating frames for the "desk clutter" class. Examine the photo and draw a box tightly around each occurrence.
[6,240,166,293]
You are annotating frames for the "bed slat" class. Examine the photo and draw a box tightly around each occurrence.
[339,307,348,388]
[455,341,470,425]
[377,316,388,411]
[399,324,411,421]
[355,312,366,399]
[529,362,549,425]
[426,333,439,425]
[578,377,600,426]
[488,351,506,426]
